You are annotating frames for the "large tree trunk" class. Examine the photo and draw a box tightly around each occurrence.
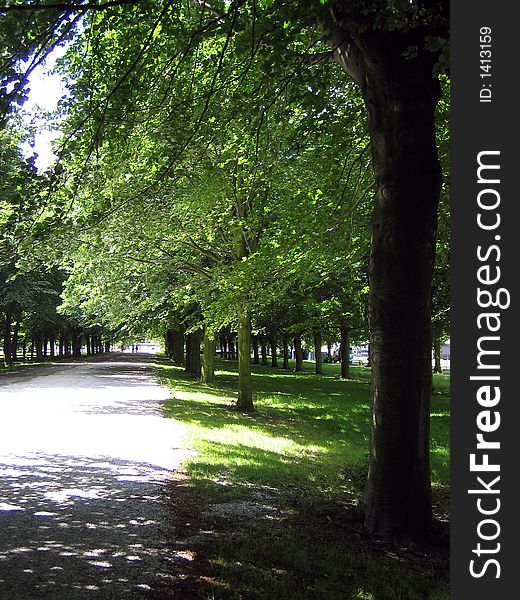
[357,51,441,538]
[314,331,323,374]
[293,333,303,372]
[340,324,350,379]
[202,331,216,384]
[236,306,254,411]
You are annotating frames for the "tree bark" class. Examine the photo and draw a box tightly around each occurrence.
[293,333,303,372]
[167,327,185,365]
[220,333,228,359]
[173,330,185,365]
[260,335,268,366]
[252,335,260,364]
[282,337,290,370]
[269,333,278,367]
[228,336,236,360]
[185,334,192,372]
[3,310,13,369]
[236,306,254,412]
[11,319,20,363]
[202,331,216,384]
[356,48,441,537]
[314,331,323,374]
[340,324,350,379]
[73,329,82,358]
[185,330,202,378]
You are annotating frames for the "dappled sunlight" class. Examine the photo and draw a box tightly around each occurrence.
[157,356,450,504]
[0,453,183,598]
[0,356,194,598]
[197,422,324,458]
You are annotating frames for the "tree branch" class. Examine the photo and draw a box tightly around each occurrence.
[0,0,141,13]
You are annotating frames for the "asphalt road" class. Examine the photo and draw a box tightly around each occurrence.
[0,354,190,599]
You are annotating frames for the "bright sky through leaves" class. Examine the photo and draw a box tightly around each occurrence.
[22,46,67,171]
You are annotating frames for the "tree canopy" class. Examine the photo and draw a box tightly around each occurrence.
[1,0,449,539]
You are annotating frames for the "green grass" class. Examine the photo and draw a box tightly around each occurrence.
[157,358,450,497]
[155,357,450,600]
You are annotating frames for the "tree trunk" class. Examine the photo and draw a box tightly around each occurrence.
[221,334,228,359]
[433,338,442,374]
[260,335,268,366]
[327,341,332,363]
[314,331,323,375]
[11,319,20,364]
[252,335,260,364]
[35,336,43,360]
[73,329,82,358]
[3,311,13,369]
[185,330,202,377]
[282,337,290,370]
[340,325,350,379]
[236,306,254,412]
[165,329,174,358]
[167,327,185,365]
[185,334,192,372]
[358,53,441,537]
[202,331,216,384]
[293,333,303,372]
[269,333,278,367]
[174,332,184,365]
[228,336,236,361]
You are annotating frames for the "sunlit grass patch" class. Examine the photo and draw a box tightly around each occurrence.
[156,357,450,600]
[156,357,450,496]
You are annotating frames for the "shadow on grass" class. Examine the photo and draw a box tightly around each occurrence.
[157,358,449,490]
[155,358,450,600]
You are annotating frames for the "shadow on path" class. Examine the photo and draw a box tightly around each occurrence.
[0,354,191,599]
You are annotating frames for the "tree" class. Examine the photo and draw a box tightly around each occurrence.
[1,0,449,537]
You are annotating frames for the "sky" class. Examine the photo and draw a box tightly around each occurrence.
[22,46,67,172]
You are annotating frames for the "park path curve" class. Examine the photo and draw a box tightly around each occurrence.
[0,354,191,599]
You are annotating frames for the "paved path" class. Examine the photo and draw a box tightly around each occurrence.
[0,355,190,599]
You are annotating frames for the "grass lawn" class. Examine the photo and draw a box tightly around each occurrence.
[156,357,450,600]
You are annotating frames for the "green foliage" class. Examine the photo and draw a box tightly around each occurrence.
[157,357,450,599]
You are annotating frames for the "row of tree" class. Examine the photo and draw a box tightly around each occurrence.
[1,0,449,539]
